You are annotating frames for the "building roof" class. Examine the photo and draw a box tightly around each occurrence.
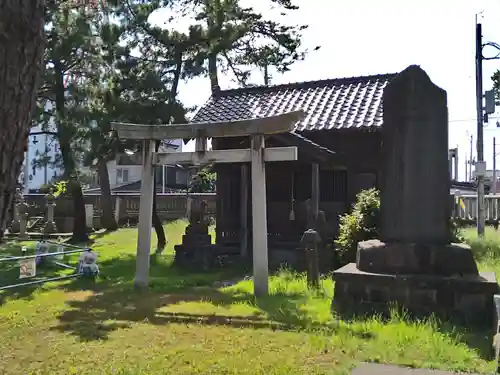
[83,180,188,195]
[192,73,398,132]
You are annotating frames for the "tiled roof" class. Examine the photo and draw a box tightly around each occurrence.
[192,73,398,132]
[82,181,188,195]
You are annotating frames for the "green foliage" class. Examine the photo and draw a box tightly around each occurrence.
[335,188,380,265]
[52,180,68,197]
[183,0,316,86]
[189,166,216,193]
[461,226,500,262]
[38,180,68,196]
[450,218,464,243]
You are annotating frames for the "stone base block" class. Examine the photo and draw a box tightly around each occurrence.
[181,234,211,245]
[332,263,498,326]
[174,244,240,270]
[357,239,479,276]
[185,224,209,235]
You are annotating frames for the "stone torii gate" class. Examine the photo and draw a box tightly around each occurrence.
[112,110,304,296]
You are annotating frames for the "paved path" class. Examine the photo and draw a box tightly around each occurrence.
[352,363,483,375]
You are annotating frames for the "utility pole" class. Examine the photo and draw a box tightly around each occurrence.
[465,152,468,181]
[494,137,497,194]
[475,20,486,236]
[469,134,473,181]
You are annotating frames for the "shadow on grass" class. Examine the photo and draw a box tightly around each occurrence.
[438,322,494,361]
[53,283,371,343]
[47,254,371,342]
[86,229,119,246]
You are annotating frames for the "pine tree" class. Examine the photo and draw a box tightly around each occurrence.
[35,2,105,242]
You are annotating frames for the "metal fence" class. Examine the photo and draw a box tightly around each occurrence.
[0,240,99,292]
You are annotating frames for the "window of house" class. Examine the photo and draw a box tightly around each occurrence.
[154,166,163,183]
[116,168,129,185]
[167,166,177,185]
[320,170,347,202]
[294,166,312,201]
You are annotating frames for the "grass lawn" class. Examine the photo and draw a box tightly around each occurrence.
[0,221,499,374]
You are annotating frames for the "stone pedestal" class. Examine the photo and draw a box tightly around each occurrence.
[356,239,479,276]
[174,199,213,269]
[333,263,498,326]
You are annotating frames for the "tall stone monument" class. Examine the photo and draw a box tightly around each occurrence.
[332,65,498,325]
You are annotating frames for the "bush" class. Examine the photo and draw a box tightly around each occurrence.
[450,218,464,243]
[335,188,380,265]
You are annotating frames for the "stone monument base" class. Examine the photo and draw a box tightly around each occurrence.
[174,223,213,270]
[332,262,498,326]
[356,239,479,276]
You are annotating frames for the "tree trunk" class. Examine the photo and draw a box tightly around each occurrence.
[153,141,166,252]
[97,157,117,231]
[208,53,220,92]
[0,0,46,240]
[68,179,88,242]
[53,58,88,243]
[58,135,88,243]
[152,179,166,252]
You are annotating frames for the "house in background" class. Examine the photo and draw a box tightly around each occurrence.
[470,169,499,194]
[23,123,189,194]
[86,138,191,194]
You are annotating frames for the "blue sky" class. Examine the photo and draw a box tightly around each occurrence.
[151,0,500,181]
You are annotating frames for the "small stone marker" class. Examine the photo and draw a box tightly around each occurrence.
[19,258,36,279]
[56,245,64,260]
[84,204,94,229]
